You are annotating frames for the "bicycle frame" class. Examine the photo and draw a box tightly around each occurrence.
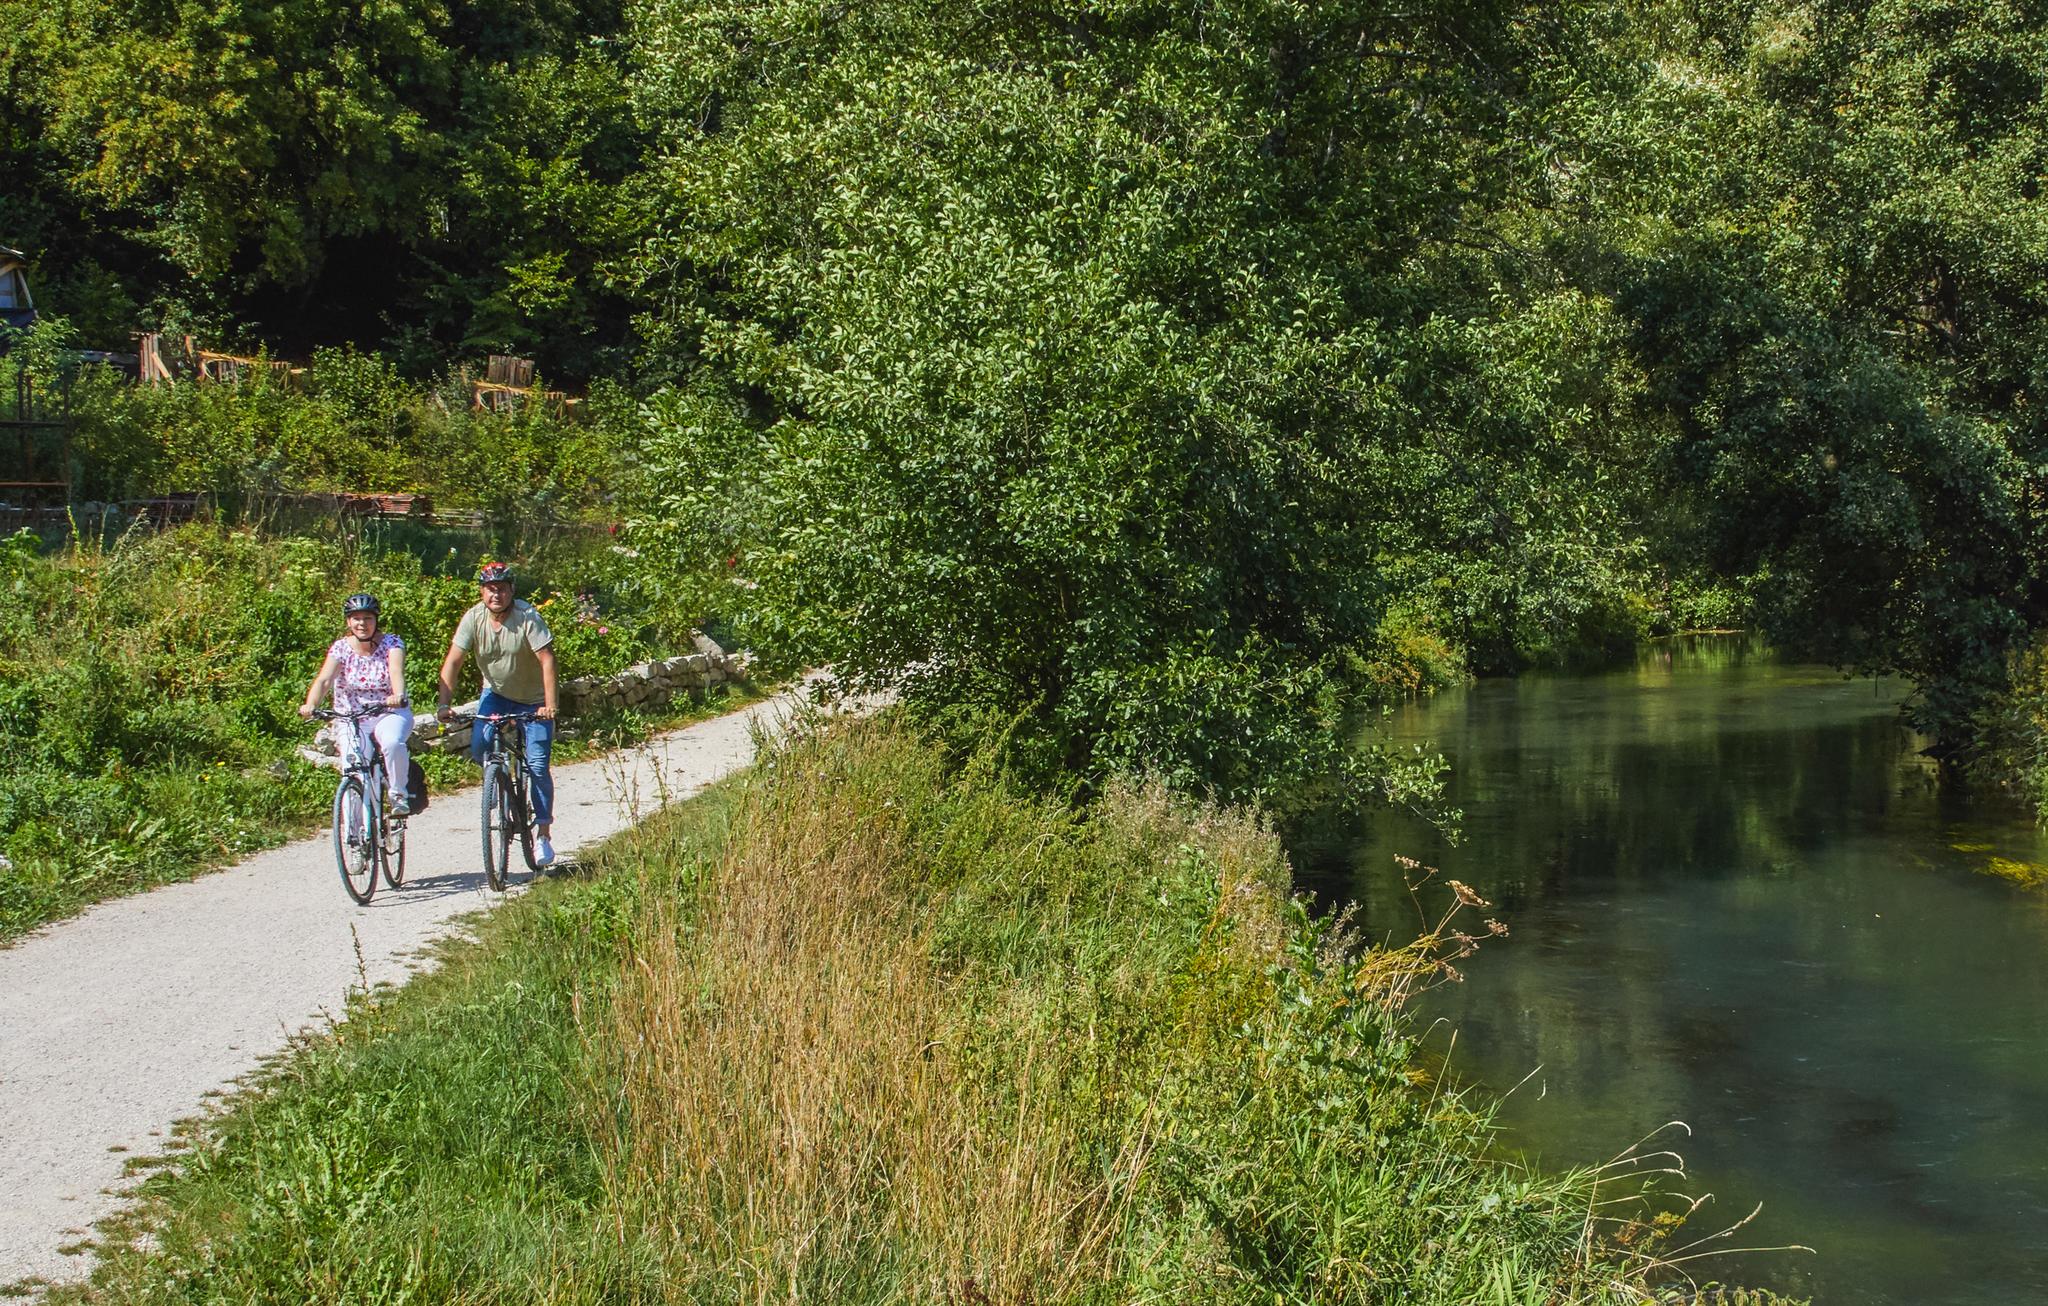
[467,710,542,888]
[322,705,408,792]
[314,703,409,903]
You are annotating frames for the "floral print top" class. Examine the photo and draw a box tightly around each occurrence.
[328,633,405,713]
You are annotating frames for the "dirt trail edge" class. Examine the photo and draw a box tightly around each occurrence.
[0,691,806,1286]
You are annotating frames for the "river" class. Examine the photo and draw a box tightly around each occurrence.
[1298,635,2048,1305]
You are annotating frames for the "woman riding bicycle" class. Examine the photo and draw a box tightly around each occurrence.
[299,592,414,818]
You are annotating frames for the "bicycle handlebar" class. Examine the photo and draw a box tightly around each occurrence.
[311,701,409,723]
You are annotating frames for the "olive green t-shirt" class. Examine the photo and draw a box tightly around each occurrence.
[454,600,553,703]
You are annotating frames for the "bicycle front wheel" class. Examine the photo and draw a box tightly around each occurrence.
[515,778,540,873]
[333,776,376,905]
[482,763,512,892]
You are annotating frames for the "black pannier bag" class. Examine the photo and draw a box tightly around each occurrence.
[407,759,430,814]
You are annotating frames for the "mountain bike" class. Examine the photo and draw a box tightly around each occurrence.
[468,710,543,891]
[313,706,409,904]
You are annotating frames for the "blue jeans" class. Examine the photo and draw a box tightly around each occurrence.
[472,689,555,827]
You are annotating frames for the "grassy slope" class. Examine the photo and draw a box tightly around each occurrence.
[51,716,1797,1304]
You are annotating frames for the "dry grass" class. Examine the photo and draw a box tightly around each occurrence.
[581,716,1670,1304]
[599,723,1141,1303]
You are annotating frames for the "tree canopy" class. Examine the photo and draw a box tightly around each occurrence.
[0,0,642,372]
[10,0,2048,800]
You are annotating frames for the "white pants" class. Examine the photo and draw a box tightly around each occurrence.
[340,708,414,802]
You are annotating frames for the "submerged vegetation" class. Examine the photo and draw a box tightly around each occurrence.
[63,718,1795,1303]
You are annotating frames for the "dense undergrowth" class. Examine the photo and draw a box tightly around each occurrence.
[8,326,632,516]
[56,716,1797,1304]
[0,522,749,942]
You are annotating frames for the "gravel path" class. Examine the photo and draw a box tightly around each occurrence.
[0,693,800,1288]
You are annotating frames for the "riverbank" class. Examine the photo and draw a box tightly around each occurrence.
[48,715,1798,1304]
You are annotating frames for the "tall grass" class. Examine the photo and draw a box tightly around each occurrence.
[61,716,1801,1304]
[595,719,1675,1302]
[600,736,1142,1301]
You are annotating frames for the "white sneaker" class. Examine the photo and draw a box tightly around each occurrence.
[535,837,556,868]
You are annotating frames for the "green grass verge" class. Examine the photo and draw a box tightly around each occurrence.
[45,715,1805,1304]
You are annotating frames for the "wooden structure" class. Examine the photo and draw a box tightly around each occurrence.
[470,354,581,418]
[300,491,434,520]
[1,248,69,506]
[0,365,71,508]
[137,332,175,384]
[190,336,301,387]
[0,246,36,334]
[138,340,576,419]
[133,333,302,388]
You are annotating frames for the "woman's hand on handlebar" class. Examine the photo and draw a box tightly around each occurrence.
[298,702,317,720]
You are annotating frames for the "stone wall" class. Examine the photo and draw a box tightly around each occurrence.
[299,632,749,768]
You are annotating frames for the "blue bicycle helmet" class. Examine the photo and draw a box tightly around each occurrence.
[342,592,381,617]
[476,562,515,585]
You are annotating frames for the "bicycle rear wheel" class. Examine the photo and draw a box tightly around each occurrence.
[382,806,407,889]
[482,763,512,891]
[332,776,376,904]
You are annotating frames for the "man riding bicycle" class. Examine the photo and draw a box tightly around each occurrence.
[300,592,413,817]
[436,562,560,866]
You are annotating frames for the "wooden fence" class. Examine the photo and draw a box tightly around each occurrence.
[470,354,582,418]
[0,363,70,507]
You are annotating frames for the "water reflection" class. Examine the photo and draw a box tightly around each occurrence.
[1304,636,2048,1305]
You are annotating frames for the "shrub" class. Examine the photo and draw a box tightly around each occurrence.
[60,339,633,519]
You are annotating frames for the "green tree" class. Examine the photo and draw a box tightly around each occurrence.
[1,0,642,372]
[1554,0,2048,751]
[624,0,1658,797]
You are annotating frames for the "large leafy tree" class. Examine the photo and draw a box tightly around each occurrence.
[1556,0,2048,750]
[624,0,1657,796]
[27,0,456,286]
